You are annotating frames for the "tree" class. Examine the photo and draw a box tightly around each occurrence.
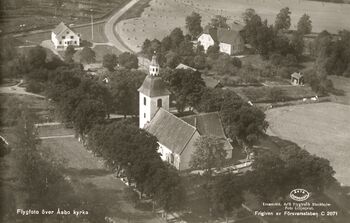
[206,44,220,60]
[209,15,229,29]
[72,99,107,135]
[220,92,268,147]
[80,47,96,64]
[153,166,185,217]
[193,54,207,69]
[256,21,275,58]
[297,14,312,35]
[169,28,184,49]
[102,53,118,71]
[118,52,138,69]
[290,32,304,59]
[186,12,203,39]
[275,7,291,31]
[109,69,146,116]
[162,68,205,112]
[242,8,257,24]
[64,45,76,63]
[212,54,239,75]
[196,88,224,113]
[165,51,180,68]
[212,175,244,222]
[190,136,227,176]
[27,45,47,69]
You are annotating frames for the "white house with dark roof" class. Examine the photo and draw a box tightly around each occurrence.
[198,25,244,55]
[139,54,233,170]
[51,22,80,50]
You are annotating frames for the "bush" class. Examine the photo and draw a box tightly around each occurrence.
[26,80,45,93]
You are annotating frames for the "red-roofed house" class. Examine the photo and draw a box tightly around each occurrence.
[51,22,80,50]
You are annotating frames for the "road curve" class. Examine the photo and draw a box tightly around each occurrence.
[104,0,140,53]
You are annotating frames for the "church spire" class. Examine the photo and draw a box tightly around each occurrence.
[149,52,160,76]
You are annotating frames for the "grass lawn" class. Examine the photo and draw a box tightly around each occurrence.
[40,137,103,170]
[329,75,350,105]
[73,22,109,43]
[266,102,350,186]
[93,45,122,61]
[230,85,316,103]
[74,45,122,63]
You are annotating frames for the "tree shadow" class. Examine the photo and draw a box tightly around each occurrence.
[63,168,112,178]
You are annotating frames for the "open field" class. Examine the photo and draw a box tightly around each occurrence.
[117,0,350,52]
[0,0,130,33]
[266,102,350,186]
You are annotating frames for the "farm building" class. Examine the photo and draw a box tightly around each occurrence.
[291,72,304,86]
[139,55,233,170]
[175,63,222,88]
[197,25,245,55]
[51,22,81,50]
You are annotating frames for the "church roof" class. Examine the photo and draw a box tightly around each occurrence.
[150,54,159,66]
[181,112,233,151]
[145,109,234,155]
[145,108,197,154]
[181,112,225,137]
[138,75,170,97]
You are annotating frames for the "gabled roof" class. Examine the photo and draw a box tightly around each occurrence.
[145,108,197,154]
[202,25,218,40]
[181,112,233,151]
[181,112,226,138]
[176,63,196,71]
[291,72,303,79]
[201,75,221,88]
[138,75,170,97]
[201,25,242,45]
[52,22,77,36]
[217,28,242,45]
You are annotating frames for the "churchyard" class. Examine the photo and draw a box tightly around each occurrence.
[117,0,350,52]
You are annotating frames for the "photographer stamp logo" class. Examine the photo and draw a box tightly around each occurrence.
[290,189,310,202]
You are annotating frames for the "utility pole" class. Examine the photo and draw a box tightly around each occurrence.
[90,8,94,41]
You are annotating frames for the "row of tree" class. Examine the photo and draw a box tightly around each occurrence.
[1,105,108,223]
[87,121,185,215]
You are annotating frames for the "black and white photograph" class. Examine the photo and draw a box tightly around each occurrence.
[1,0,350,222]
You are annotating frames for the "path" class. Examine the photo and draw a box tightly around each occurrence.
[0,80,45,98]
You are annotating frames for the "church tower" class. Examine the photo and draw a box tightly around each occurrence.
[138,54,170,128]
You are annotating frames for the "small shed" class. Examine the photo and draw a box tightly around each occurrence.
[291,72,304,86]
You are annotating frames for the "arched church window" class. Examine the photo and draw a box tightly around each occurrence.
[170,153,174,164]
[144,97,146,105]
[157,99,162,107]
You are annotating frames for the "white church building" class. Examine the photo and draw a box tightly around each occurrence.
[51,22,81,50]
[138,55,233,170]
